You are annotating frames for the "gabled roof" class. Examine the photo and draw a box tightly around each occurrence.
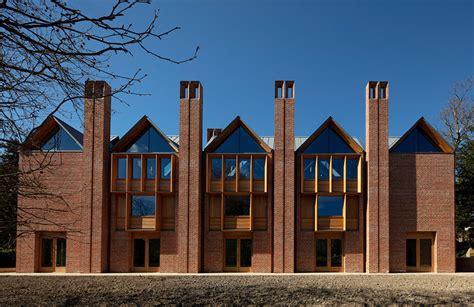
[24,115,84,150]
[296,117,364,154]
[111,115,179,152]
[390,117,453,153]
[204,116,272,153]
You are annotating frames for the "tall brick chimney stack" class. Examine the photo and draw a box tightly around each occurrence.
[365,81,390,273]
[83,80,112,273]
[178,81,203,273]
[273,80,295,273]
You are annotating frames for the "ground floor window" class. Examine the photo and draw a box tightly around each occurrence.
[315,234,343,272]
[39,235,66,272]
[133,238,160,272]
[224,238,252,272]
[406,233,434,272]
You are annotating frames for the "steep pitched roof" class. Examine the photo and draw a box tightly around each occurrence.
[111,115,178,152]
[204,116,272,153]
[296,117,364,154]
[390,117,453,153]
[24,116,83,150]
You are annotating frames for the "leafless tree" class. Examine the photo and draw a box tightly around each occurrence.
[440,77,474,151]
[0,0,198,245]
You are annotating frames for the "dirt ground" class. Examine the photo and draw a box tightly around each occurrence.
[0,274,472,305]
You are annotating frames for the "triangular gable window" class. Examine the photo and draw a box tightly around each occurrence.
[304,126,354,154]
[41,126,81,151]
[391,126,441,153]
[125,126,174,153]
[213,126,265,153]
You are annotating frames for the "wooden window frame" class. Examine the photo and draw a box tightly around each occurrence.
[131,236,160,272]
[39,234,66,273]
[315,233,344,272]
[406,232,435,272]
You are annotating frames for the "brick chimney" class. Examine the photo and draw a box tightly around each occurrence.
[206,128,222,143]
[83,80,111,273]
[365,81,390,273]
[273,80,295,273]
[178,81,203,273]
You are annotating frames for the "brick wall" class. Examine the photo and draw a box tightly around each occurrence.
[389,153,455,272]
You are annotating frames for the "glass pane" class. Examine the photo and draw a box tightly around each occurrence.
[225,239,237,267]
[160,158,171,179]
[41,239,53,267]
[332,159,343,180]
[417,128,441,152]
[56,238,66,267]
[118,158,127,179]
[133,239,146,267]
[328,127,354,153]
[406,239,417,267]
[126,127,174,153]
[211,158,222,180]
[224,196,250,216]
[253,158,265,180]
[146,158,156,179]
[131,195,156,216]
[392,129,417,153]
[420,239,432,267]
[303,159,315,180]
[239,158,250,179]
[316,239,327,267]
[132,158,141,179]
[331,239,342,267]
[304,126,354,154]
[214,126,264,153]
[318,159,329,180]
[346,159,358,180]
[225,159,236,179]
[240,239,252,267]
[148,239,160,267]
[305,127,329,153]
[318,196,344,217]
[41,127,81,151]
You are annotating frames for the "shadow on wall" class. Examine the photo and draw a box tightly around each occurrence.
[389,154,417,272]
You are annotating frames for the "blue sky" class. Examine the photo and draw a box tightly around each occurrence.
[71,0,473,142]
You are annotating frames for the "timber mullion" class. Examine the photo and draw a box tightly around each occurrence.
[315,156,318,193]
[329,156,332,193]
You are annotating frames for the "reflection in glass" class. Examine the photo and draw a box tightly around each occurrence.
[225,159,236,179]
[239,158,250,179]
[56,238,66,267]
[132,158,141,179]
[211,158,222,179]
[318,159,329,180]
[118,158,127,179]
[213,126,265,153]
[41,127,81,151]
[332,159,343,180]
[253,158,265,180]
[304,159,315,180]
[346,159,358,180]
[160,157,171,179]
[126,127,174,153]
[146,158,156,179]
[318,196,344,217]
[131,195,156,216]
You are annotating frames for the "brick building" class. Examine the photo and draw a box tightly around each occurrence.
[16,80,455,273]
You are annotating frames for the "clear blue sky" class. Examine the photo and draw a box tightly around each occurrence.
[72,0,473,143]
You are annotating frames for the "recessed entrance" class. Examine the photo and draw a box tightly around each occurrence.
[315,234,344,272]
[406,233,434,272]
[132,238,160,272]
[39,235,66,272]
[224,238,252,272]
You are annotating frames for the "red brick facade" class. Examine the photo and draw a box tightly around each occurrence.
[16,80,456,273]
